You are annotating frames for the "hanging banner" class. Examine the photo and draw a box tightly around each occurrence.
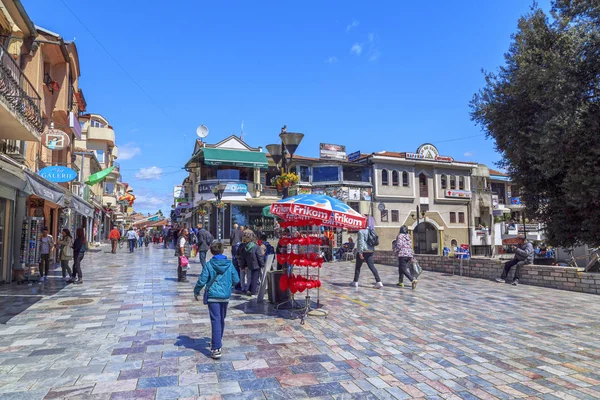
[41,129,71,151]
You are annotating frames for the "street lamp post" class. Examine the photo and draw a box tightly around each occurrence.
[411,206,427,254]
[266,126,304,199]
[212,182,227,241]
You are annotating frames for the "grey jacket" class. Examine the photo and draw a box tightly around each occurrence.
[357,229,375,253]
[514,241,534,264]
[197,228,214,252]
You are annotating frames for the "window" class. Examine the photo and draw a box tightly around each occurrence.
[511,186,520,197]
[342,165,369,182]
[105,182,115,194]
[458,212,465,223]
[348,202,360,213]
[450,212,456,223]
[419,173,428,197]
[90,119,105,128]
[392,170,399,186]
[459,176,465,190]
[391,210,399,222]
[491,182,506,204]
[312,166,339,182]
[299,166,310,182]
[402,171,409,187]
[441,174,447,189]
[381,169,389,186]
[94,149,105,163]
[380,209,388,222]
[79,120,86,130]
[217,168,240,180]
[450,175,456,189]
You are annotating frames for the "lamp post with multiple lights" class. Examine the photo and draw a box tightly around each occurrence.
[266,126,304,199]
[212,182,227,241]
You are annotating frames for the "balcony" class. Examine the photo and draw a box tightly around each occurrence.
[111,145,118,159]
[87,125,115,146]
[108,162,120,180]
[103,194,118,207]
[0,44,44,141]
[0,139,25,161]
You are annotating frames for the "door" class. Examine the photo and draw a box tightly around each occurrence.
[414,222,438,254]
[419,173,428,197]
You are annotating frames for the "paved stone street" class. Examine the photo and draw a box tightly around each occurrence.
[0,244,599,400]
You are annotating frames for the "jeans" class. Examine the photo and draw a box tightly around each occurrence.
[207,302,228,350]
[501,258,526,281]
[128,239,135,253]
[60,259,73,278]
[353,252,381,283]
[198,250,207,268]
[72,252,84,280]
[138,238,143,247]
[111,239,118,253]
[39,253,50,277]
[248,268,260,295]
[177,256,188,281]
[398,257,414,283]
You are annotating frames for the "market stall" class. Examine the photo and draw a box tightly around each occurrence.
[269,194,367,324]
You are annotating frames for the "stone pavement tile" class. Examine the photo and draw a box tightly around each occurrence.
[137,375,178,389]
[383,386,412,399]
[232,359,269,370]
[217,370,256,382]
[198,381,241,395]
[0,389,49,400]
[302,382,347,397]
[222,391,266,400]
[155,385,199,399]
[254,366,291,379]
[179,371,218,385]
[239,377,280,391]
[76,372,120,384]
[263,387,309,399]
[30,376,78,390]
[44,383,95,399]
[277,373,319,388]
[118,367,159,380]
[92,379,138,394]
[108,388,156,400]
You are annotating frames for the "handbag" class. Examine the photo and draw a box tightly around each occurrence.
[410,259,423,279]
[190,245,197,258]
[179,256,189,269]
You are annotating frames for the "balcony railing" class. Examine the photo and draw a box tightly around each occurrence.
[0,44,43,133]
[0,139,25,160]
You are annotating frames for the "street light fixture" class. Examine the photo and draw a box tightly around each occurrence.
[411,206,427,254]
[266,125,304,198]
[212,182,227,241]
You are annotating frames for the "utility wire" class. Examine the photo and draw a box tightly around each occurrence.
[432,134,485,144]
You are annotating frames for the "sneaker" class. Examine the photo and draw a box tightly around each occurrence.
[244,291,253,296]
[412,280,418,290]
[211,348,222,359]
[373,282,383,289]
[512,279,519,286]
[396,282,404,288]
[350,282,358,288]
[495,278,505,283]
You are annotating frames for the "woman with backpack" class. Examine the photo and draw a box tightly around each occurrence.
[351,216,383,289]
[393,225,418,289]
[237,230,265,296]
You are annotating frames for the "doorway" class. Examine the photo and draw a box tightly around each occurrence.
[414,222,438,254]
[419,173,428,197]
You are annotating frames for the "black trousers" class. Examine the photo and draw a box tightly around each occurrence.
[72,252,84,280]
[353,252,381,283]
[501,258,525,281]
[398,257,414,283]
[39,254,50,277]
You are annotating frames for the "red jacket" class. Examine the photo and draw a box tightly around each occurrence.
[108,229,121,240]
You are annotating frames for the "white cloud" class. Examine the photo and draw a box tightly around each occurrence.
[134,195,165,206]
[119,143,141,160]
[134,194,171,213]
[346,20,359,32]
[464,151,474,157]
[368,32,374,42]
[369,51,381,62]
[325,56,338,64]
[350,43,363,55]
[135,166,163,180]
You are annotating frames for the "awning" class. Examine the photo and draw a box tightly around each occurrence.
[86,166,115,185]
[24,172,65,206]
[202,148,268,169]
[70,195,94,217]
[262,205,275,218]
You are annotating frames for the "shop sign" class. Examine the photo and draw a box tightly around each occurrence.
[406,143,454,163]
[445,189,472,199]
[510,197,521,205]
[38,166,78,183]
[319,143,346,160]
[176,202,191,209]
[311,188,325,195]
[69,112,82,139]
[41,128,70,151]
[493,209,503,216]
[361,188,372,201]
[198,180,248,197]
[347,151,361,162]
[174,198,189,203]
[173,185,185,199]
[298,187,312,195]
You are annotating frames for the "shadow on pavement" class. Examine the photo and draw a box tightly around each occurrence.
[0,295,43,324]
[174,335,211,356]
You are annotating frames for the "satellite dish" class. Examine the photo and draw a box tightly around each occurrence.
[196,124,209,138]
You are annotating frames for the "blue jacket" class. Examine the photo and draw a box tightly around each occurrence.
[194,255,240,301]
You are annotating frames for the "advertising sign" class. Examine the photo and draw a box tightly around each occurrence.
[510,197,521,205]
[198,180,248,199]
[41,129,70,151]
[69,112,82,139]
[347,151,361,162]
[298,187,312,195]
[173,185,185,199]
[406,143,454,163]
[445,190,472,199]
[176,202,191,209]
[361,188,372,201]
[319,143,346,160]
[38,166,78,183]
[174,198,189,203]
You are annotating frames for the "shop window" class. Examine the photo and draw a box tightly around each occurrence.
[450,212,456,223]
[94,149,105,163]
[402,171,409,187]
[381,169,389,186]
[392,170,399,186]
[217,168,240,181]
[380,209,388,222]
[450,175,456,190]
[299,166,310,182]
[441,174,447,189]
[348,202,360,213]
[391,210,399,222]
[342,165,368,182]
[458,212,465,223]
[459,176,465,190]
[312,166,339,182]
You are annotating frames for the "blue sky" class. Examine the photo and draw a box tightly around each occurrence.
[23,0,551,213]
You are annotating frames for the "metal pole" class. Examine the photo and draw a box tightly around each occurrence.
[281,141,289,199]
[416,205,420,254]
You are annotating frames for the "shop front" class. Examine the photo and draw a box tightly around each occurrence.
[69,194,95,240]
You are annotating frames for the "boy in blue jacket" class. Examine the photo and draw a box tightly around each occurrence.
[194,241,240,359]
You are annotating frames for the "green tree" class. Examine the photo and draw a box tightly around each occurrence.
[471,2,600,247]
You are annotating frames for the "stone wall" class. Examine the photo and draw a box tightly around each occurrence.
[373,251,600,295]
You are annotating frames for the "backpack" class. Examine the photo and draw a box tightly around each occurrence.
[366,228,379,247]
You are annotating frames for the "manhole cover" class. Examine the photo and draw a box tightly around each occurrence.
[106,265,123,268]
[58,299,94,306]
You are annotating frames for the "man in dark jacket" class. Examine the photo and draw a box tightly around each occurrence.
[237,230,265,296]
[496,235,534,286]
[196,223,214,268]
[230,223,243,247]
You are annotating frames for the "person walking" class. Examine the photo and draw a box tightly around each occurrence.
[57,229,73,281]
[351,216,383,289]
[37,227,55,283]
[230,223,243,247]
[108,226,121,254]
[138,228,146,248]
[237,230,265,296]
[177,228,192,282]
[126,227,138,253]
[393,225,418,289]
[196,223,214,268]
[194,241,240,360]
[69,228,87,284]
[495,235,533,285]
